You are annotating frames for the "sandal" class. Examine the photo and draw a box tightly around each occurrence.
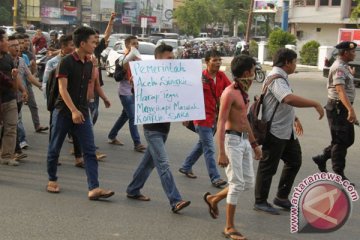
[212,179,227,188]
[172,200,191,213]
[127,194,150,201]
[222,230,247,240]
[47,181,60,193]
[179,168,197,179]
[75,161,85,168]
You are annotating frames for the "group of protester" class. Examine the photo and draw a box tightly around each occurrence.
[0,14,358,239]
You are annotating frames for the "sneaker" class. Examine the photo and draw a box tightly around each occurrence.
[7,159,20,166]
[254,202,280,215]
[96,151,107,161]
[312,154,328,172]
[14,153,27,161]
[20,141,29,149]
[273,197,292,210]
[108,138,124,146]
[134,144,146,153]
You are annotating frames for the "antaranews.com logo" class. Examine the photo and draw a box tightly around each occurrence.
[290,172,358,233]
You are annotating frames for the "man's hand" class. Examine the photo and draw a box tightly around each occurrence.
[253,146,262,160]
[218,152,229,168]
[71,109,85,124]
[22,91,28,103]
[110,12,116,21]
[294,118,303,136]
[349,66,356,75]
[314,103,324,120]
[347,108,358,124]
[11,68,19,79]
[103,98,111,108]
[182,121,190,127]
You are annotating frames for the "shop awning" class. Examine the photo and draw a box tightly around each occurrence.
[41,18,69,25]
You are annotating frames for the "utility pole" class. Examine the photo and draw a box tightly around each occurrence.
[13,0,18,27]
[245,0,254,42]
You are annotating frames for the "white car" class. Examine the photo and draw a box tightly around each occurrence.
[155,39,183,59]
[106,41,156,77]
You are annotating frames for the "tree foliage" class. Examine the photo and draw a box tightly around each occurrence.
[300,40,320,66]
[267,29,296,57]
[174,0,250,36]
[0,0,12,26]
[351,0,360,27]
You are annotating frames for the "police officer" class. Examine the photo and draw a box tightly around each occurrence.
[313,41,358,185]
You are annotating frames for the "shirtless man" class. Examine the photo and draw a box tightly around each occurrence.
[203,55,262,240]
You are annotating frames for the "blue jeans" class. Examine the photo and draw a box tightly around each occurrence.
[126,129,182,208]
[17,109,26,143]
[47,109,99,190]
[181,125,221,182]
[88,94,99,125]
[108,94,141,146]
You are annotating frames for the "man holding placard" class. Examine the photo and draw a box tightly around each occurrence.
[126,44,191,213]
[179,50,230,188]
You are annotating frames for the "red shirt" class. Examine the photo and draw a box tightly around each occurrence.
[194,69,231,128]
[32,36,47,54]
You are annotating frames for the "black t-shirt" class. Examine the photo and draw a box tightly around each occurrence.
[0,53,16,103]
[143,123,171,134]
[94,38,106,86]
[56,52,93,117]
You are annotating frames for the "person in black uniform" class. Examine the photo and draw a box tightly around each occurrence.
[313,41,358,186]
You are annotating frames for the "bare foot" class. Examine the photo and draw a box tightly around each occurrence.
[206,193,219,217]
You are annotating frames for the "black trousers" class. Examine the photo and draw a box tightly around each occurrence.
[255,132,302,203]
[321,100,355,176]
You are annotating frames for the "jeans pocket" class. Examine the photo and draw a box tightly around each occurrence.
[226,135,240,148]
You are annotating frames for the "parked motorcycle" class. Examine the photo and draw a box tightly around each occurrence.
[255,61,266,83]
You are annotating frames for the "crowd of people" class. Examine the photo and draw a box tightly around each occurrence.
[0,14,358,240]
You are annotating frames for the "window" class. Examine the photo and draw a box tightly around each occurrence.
[331,0,341,6]
[320,0,329,6]
[316,28,321,32]
[305,0,315,5]
[139,44,156,55]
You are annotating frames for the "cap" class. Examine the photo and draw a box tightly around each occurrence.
[335,41,357,50]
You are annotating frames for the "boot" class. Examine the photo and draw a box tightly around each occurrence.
[312,154,328,172]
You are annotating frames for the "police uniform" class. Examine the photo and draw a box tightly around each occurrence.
[313,41,356,184]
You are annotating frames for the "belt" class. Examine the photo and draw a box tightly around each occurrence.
[225,130,248,139]
[328,99,353,105]
[89,99,95,103]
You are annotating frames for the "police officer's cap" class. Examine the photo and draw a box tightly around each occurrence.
[335,41,357,50]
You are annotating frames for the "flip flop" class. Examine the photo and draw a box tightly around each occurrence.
[203,192,217,219]
[222,231,247,240]
[127,194,150,201]
[172,200,191,213]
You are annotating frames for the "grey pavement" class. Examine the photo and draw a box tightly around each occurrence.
[1,70,359,240]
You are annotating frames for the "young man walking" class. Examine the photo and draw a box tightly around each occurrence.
[254,48,324,214]
[46,26,114,200]
[126,44,190,213]
[179,50,229,188]
[203,55,262,240]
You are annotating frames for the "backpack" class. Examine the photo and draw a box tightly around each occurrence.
[46,68,59,112]
[114,55,127,82]
[247,74,282,145]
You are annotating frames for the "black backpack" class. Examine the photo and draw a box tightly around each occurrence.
[114,55,127,82]
[46,68,59,112]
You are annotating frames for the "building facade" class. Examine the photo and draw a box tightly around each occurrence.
[289,0,358,49]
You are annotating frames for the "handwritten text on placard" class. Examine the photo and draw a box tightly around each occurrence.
[130,59,205,124]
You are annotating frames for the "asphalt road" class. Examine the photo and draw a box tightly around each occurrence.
[1,69,359,240]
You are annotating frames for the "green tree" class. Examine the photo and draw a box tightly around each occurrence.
[267,29,296,57]
[300,40,320,66]
[351,0,360,27]
[0,0,12,26]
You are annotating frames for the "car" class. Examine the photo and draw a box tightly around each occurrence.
[155,39,183,59]
[106,41,156,77]
[149,33,179,44]
[323,48,360,87]
[100,34,132,69]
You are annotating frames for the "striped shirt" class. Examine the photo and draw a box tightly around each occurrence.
[262,67,295,140]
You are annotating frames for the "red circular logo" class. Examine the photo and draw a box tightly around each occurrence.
[301,182,350,232]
